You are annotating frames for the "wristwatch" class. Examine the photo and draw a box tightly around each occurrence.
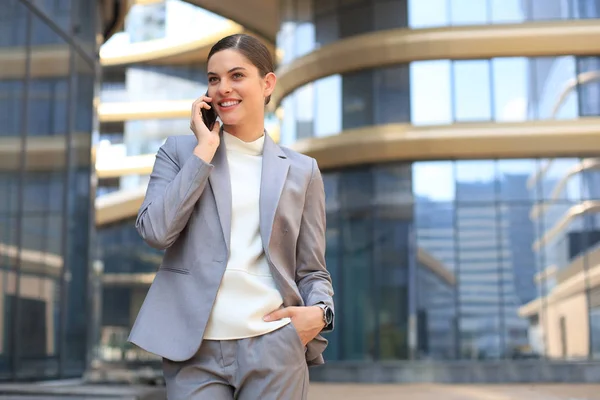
[315,303,333,327]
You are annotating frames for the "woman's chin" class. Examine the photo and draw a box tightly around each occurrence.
[220,117,240,126]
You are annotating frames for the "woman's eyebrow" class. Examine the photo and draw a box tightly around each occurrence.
[207,67,247,76]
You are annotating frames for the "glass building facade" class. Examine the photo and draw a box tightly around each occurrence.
[279,56,600,145]
[321,158,600,361]
[91,0,600,381]
[0,0,97,380]
[96,0,225,364]
[275,0,600,367]
[277,0,600,66]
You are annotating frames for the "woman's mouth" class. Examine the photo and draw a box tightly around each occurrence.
[218,100,241,109]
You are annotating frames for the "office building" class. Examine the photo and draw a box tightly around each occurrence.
[0,0,127,381]
[92,0,600,383]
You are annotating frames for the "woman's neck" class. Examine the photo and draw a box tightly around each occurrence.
[223,121,265,143]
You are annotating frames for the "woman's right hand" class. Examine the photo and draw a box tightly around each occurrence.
[190,95,221,163]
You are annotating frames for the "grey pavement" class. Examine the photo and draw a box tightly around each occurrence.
[2,382,600,399]
[309,383,600,400]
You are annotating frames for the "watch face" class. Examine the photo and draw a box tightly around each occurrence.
[325,308,333,324]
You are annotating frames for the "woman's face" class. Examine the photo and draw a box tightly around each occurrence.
[206,49,275,127]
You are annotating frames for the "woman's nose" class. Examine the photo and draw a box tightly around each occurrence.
[218,82,232,95]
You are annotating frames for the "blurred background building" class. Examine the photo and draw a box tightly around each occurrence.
[2,0,600,384]
[0,0,128,381]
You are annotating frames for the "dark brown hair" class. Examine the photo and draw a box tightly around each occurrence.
[207,34,275,105]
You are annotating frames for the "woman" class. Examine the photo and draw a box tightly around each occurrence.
[128,34,335,400]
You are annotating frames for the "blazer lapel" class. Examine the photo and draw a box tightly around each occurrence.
[208,130,232,252]
[260,132,290,252]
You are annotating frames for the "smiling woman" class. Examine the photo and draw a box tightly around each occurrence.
[128,33,334,400]
[204,35,277,142]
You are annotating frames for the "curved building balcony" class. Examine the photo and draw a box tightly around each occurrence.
[270,19,600,111]
[100,20,274,67]
[277,0,600,66]
[181,0,278,41]
[94,118,600,225]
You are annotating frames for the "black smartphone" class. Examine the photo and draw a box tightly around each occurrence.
[201,90,217,130]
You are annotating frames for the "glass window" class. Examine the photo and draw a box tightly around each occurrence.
[277,22,296,65]
[591,307,600,359]
[414,162,457,360]
[528,0,571,20]
[127,65,207,103]
[374,65,411,125]
[581,160,600,200]
[413,161,456,203]
[410,60,452,125]
[338,2,373,39]
[295,82,314,140]
[457,204,502,359]
[314,0,337,16]
[64,52,94,373]
[496,159,539,202]
[338,168,374,360]
[576,56,600,117]
[450,0,489,25]
[453,60,492,122]
[295,22,316,59]
[314,75,342,137]
[408,0,449,28]
[374,0,409,31]
[342,70,374,130]
[540,158,583,202]
[455,160,497,203]
[490,0,526,23]
[280,96,297,145]
[530,57,578,120]
[492,58,529,122]
[314,12,339,47]
[572,0,600,19]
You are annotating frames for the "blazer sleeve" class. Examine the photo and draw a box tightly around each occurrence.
[295,158,335,332]
[136,136,213,250]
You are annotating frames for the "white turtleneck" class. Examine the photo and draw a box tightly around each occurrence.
[203,131,290,340]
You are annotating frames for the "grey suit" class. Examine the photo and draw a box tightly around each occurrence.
[128,131,334,393]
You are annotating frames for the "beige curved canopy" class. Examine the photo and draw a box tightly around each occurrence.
[100,21,275,67]
[95,118,600,224]
[291,118,600,170]
[181,0,278,42]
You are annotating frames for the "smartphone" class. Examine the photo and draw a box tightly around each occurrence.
[201,90,217,130]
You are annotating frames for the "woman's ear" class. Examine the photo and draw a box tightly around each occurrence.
[263,72,277,99]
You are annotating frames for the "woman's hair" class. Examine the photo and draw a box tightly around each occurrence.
[207,34,275,105]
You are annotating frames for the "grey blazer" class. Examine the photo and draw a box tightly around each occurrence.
[128,131,334,366]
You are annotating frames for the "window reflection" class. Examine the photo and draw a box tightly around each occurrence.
[492,58,529,122]
[280,55,594,141]
[576,57,600,117]
[0,0,95,379]
[409,0,448,28]
[531,57,578,119]
[409,0,598,28]
[410,60,452,125]
[97,218,163,363]
[317,158,600,362]
[489,0,526,23]
[450,0,489,25]
[455,160,497,203]
[294,82,314,140]
[314,75,342,137]
[453,60,492,121]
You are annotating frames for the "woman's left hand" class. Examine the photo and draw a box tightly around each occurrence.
[264,306,325,346]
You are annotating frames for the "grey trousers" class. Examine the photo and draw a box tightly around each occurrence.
[162,323,309,399]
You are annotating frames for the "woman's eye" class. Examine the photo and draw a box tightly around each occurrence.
[208,77,218,83]
[233,73,244,79]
